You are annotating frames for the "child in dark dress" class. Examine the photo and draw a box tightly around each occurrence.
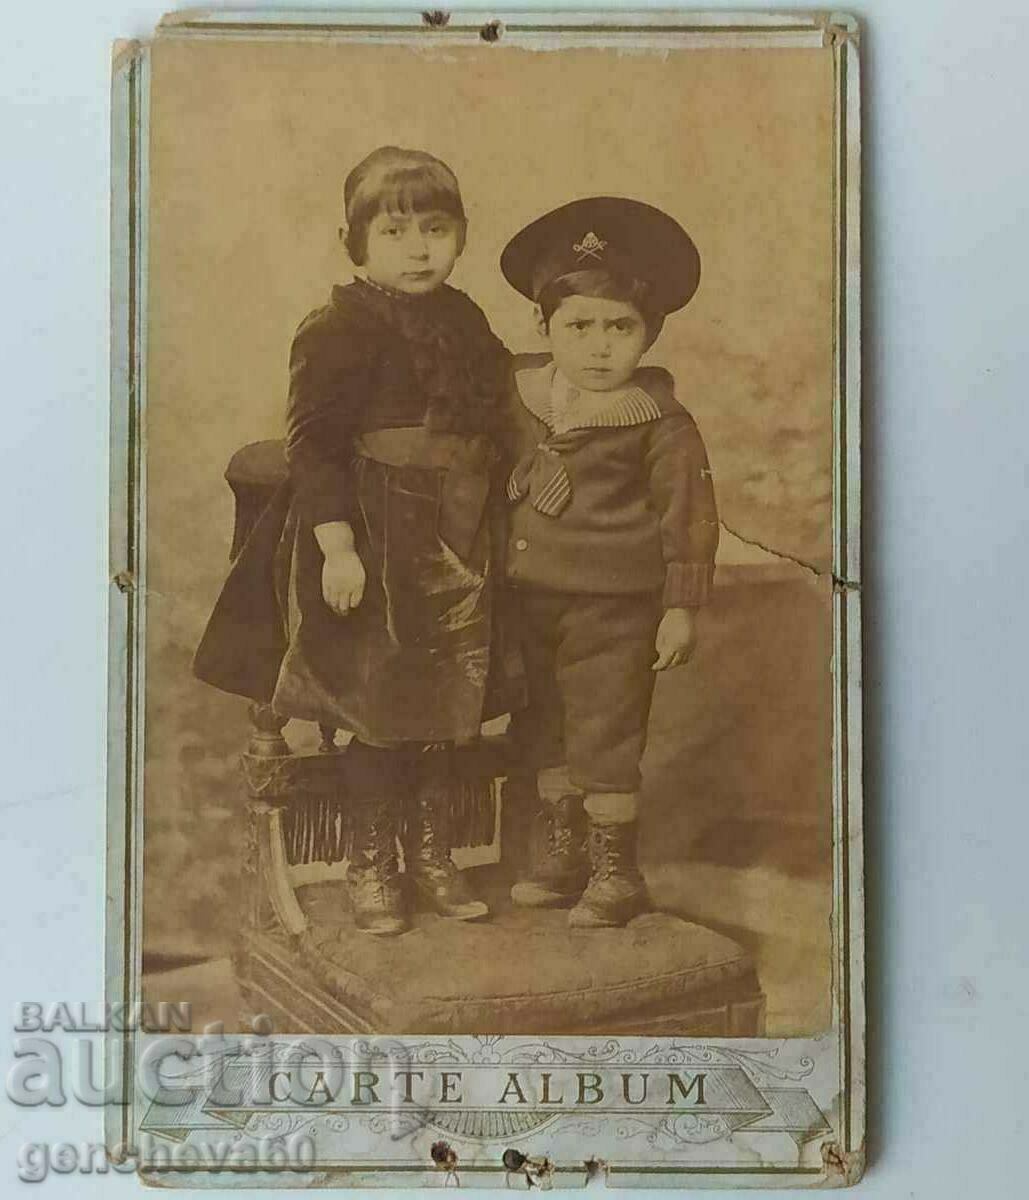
[196,147,512,935]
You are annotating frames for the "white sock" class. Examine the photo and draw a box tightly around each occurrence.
[583,791,640,825]
[537,765,583,805]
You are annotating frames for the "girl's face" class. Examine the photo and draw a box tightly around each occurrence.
[361,208,462,295]
[542,295,650,391]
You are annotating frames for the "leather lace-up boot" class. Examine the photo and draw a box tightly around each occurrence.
[346,797,408,936]
[407,755,489,921]
[568,817,649,928]
[344,741,408,936]
[510,792,589,908]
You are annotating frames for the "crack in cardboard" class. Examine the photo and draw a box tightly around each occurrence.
[719,520,823,577]
[719,520,860,593]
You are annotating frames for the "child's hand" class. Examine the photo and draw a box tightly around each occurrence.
[652,607,698,671]
[321,550,366,617]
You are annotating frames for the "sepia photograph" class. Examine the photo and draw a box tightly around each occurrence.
[107,9,863,1185]
[14,0,1029,1195]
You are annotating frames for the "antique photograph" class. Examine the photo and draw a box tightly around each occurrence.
[108,9,862,1186]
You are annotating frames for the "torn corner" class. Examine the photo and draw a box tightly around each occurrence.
[111,39,143,71]
[157,8,211,29]
[821,13,861,49]
[106,1143,133,1167]
[821,1140,865,1187]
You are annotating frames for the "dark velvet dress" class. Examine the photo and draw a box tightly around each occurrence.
[193,279,521,743]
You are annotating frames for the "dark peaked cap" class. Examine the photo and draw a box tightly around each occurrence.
[500,196,701,314]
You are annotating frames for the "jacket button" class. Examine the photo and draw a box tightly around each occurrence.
[515,538,529,551]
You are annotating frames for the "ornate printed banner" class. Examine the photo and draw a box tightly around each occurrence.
[137,1035,832,1170]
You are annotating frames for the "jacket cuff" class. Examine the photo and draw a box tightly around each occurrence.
[663,562,715,608]
[306,501,352,528]
[289,468,351,528]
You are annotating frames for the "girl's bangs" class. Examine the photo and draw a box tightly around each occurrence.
[376,170,465,220]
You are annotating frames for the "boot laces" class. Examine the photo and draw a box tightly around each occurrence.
[546,809,574,856]
[411,790,460,878]
[352,809,400,873]
[587,824,634,881]
[542,796,584,857]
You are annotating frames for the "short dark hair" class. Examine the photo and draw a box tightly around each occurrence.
[537,269,665,342]
[343,146,467,265]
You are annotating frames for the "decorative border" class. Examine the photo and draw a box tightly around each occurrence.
[108,35,150,1165]
[107,10,863,1187]
[135,1036,831,1157]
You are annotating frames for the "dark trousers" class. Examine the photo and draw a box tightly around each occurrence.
[507,587,663,793]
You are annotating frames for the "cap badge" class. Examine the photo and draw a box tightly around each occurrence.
[573,231,607,262]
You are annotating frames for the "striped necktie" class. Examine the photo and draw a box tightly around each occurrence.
[506,423,594,517]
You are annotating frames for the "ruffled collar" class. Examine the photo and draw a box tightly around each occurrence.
[351,274,438,307]
[515,361,665,432]
[339,276,481,334]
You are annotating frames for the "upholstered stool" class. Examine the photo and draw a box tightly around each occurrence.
[240,881,763,1037]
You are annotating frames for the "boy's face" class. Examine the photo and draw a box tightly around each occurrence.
[542,295,650,391]
[361,209,462,294]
